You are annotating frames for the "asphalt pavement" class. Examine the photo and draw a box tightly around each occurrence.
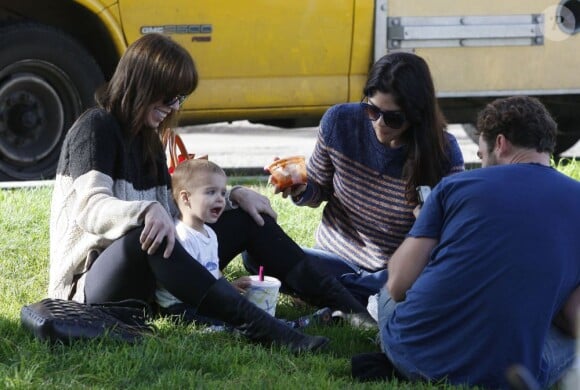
[178,122,476,172]
[178,121,580,173]
[2,121,578,189]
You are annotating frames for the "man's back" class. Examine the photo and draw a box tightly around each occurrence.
[383,163,580,388]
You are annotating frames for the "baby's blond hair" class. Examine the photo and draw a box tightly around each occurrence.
[171,159,226,202]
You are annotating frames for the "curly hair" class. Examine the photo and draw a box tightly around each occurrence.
[476,96,557,154]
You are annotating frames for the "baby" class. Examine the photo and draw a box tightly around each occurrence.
[156,159,250,319]
[156,158,332,329]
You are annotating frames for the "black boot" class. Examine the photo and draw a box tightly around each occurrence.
[196,278,329,353]
[284,260,378,330]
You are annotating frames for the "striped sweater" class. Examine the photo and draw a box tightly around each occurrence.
[296,103,464,271]
[48,108,176,301]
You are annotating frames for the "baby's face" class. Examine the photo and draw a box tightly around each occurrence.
[180,172,227,230]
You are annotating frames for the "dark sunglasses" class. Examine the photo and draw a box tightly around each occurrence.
[360,101,406,129]
[162,95,188,107]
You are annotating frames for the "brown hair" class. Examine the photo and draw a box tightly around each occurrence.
[171,159,226,202]
[96,33,198,167]
[476,96,557,154]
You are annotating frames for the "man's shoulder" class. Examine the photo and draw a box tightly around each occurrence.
[440,163,580,193]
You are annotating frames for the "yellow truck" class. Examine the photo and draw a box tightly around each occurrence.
[1,0,579,180]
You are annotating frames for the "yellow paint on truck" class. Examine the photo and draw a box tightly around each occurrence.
[0,0,579,180]
[391,0,580,93]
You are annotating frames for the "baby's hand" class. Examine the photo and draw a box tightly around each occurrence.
[231,276,252,293]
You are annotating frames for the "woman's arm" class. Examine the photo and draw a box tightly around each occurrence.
[66,110,169,242]
[292,126,335,207]
[72,171,156,238]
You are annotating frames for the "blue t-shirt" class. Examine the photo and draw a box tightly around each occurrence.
[382,163,580,388]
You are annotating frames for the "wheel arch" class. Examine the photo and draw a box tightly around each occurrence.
[0,0,127,80]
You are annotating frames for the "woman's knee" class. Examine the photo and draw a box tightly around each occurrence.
[85,229,156,303]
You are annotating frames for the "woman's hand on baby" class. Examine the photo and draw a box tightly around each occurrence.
[229,187,277,225]
[141,203,175,258]
[230,276,252,293]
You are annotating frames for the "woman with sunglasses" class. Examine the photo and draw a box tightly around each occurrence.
[258,52,464,307]
[48,33,379,352]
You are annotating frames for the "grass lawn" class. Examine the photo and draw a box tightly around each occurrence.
[1,159,577,389]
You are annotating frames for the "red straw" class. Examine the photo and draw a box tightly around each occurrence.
[258,266,264,282]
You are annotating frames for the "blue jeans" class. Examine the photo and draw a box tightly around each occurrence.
[377,288,576,387]
[376,289,422,381]
[242,247,387,306]
[542,322,577,387]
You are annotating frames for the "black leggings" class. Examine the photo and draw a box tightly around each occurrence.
[84,208,305,306]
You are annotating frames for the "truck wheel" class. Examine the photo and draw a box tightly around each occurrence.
[0,23,104,180]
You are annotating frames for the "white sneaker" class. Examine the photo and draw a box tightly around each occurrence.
[367,293,379,322]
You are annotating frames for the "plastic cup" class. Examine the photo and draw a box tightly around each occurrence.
[244,275,281,316]
[267,156,307,192]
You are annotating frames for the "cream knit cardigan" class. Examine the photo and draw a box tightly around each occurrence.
[48,108,175,302]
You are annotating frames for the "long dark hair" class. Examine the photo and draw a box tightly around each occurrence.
[96,33,198,167]
[363,52,449,202]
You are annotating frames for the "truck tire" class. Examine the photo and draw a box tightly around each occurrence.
[0,23,104,180]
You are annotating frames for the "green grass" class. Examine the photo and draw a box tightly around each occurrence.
[1,161,578,389]
[554,157,580,181]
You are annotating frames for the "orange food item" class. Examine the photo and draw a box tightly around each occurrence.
[268,156,307,191]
